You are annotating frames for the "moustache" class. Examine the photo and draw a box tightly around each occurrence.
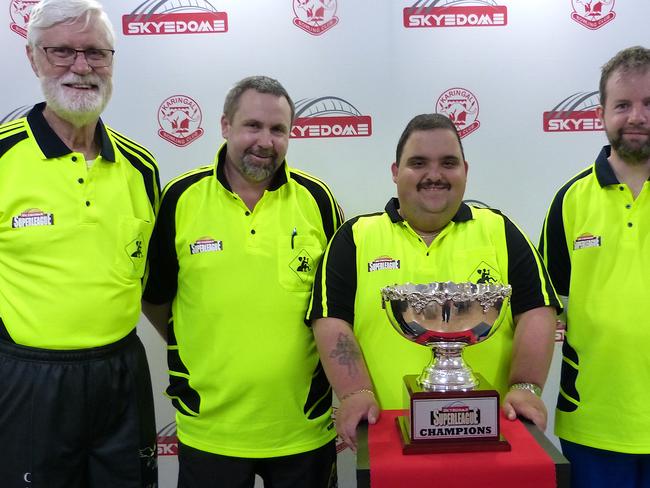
[417,179,450,191]
[620,128,650,137]
[245,148,276,159]
[59,74,102,86]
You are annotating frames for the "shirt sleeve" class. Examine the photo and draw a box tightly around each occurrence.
[307,218,358,325]
[143,186,179,304]
[539,189,571,297]
[500,212,562,315]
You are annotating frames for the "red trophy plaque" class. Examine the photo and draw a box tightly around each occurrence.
[382,282,512,454]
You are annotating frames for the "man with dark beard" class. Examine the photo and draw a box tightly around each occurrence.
[540,46,650,488]
[143,76,342,488]
[0,1,160,487]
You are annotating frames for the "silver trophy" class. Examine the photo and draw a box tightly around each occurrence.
[380,281,513,452]
[381,281,511,391]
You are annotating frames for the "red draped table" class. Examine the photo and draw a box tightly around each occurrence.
[356,409,570,488]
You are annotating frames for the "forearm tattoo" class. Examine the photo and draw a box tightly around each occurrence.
[330,332,361,377]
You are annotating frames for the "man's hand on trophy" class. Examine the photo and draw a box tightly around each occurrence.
[502,387,547,431]
[336,389,380,452]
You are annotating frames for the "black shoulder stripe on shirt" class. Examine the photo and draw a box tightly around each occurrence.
[289,171,342,240]
[114,139,160,212]
[107,128,157,163]
[109,129,161,199]
[492,210,559,315]
[0,131,29,159]
[540,167,593,296]
[161,168,214,221]
[0,119,26,135]
[308,215,364,325]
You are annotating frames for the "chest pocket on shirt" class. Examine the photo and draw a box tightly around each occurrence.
[277,235,323,292]
[114,216,153,280]
[452,247,503,285]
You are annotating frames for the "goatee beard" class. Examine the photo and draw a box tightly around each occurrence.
[239,151,281,182]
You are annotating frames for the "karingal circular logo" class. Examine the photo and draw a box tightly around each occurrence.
[9,0,39,38]
[570,0,615,30]
[292,0,339,36]
[157,95,204,147]
[436,87,480,139]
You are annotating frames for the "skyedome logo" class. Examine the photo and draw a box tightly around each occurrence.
[403,0,507,28]
[123,0,228,35]
[543,91,603,132]
[291,96,372,139]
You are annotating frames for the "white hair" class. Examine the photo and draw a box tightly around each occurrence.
[27,0,115,48]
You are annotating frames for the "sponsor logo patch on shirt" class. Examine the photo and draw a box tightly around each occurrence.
[12,208,54,228]
[190,237,223,254]
[573,233,601,250]
[368,256,400,272]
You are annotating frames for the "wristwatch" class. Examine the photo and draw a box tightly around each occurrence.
[509,382,542,397]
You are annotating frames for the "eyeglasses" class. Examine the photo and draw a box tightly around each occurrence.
[40,46,115,68]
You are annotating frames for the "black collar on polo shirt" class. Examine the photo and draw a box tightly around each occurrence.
[27,102,116,162]
[385,197,474,225]
[591,144,650,188]
[215,142,288,192]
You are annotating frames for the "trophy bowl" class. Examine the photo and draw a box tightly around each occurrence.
[381,281,511,392]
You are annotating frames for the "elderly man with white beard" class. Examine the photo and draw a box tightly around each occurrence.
[0,1,160,487]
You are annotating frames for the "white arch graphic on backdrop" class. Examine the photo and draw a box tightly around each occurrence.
[0,105,31,124]
[295,96,363,118]
[409,0,499,9]
[128,0,219,15]
[550,91,600,112]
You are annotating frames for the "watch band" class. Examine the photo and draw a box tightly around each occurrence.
[509,382,542,397]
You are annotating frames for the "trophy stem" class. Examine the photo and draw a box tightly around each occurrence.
[417,341,478,391]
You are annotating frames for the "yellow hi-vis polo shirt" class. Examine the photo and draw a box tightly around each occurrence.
[308,198,560,409]
[0,103,160,349]
[540,145,650,453]
[143,143,343,458]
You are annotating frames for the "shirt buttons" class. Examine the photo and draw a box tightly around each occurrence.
[250,229,256,235]
[85,201,91,207]
[626,204,631,209]
[627,222,633,227]
[72,156,77,162]
[619,186,625,191]
[78,178,84,184]
[245,211,250,216]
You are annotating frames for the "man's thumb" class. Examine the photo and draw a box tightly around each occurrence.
[367,405,380,424]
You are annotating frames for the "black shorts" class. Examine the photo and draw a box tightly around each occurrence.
[0,330,157,488]
[178,440,337,488]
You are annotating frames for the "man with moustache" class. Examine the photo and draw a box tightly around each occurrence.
[540,46,650,488]
[308,113,560,451]
[0,1,159,487]
[143,76,342,487]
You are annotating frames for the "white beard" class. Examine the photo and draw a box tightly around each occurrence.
[40,73,112,127]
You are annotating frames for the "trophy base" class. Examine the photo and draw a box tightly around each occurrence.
[400,374,511,454]
[396,415,511,454]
